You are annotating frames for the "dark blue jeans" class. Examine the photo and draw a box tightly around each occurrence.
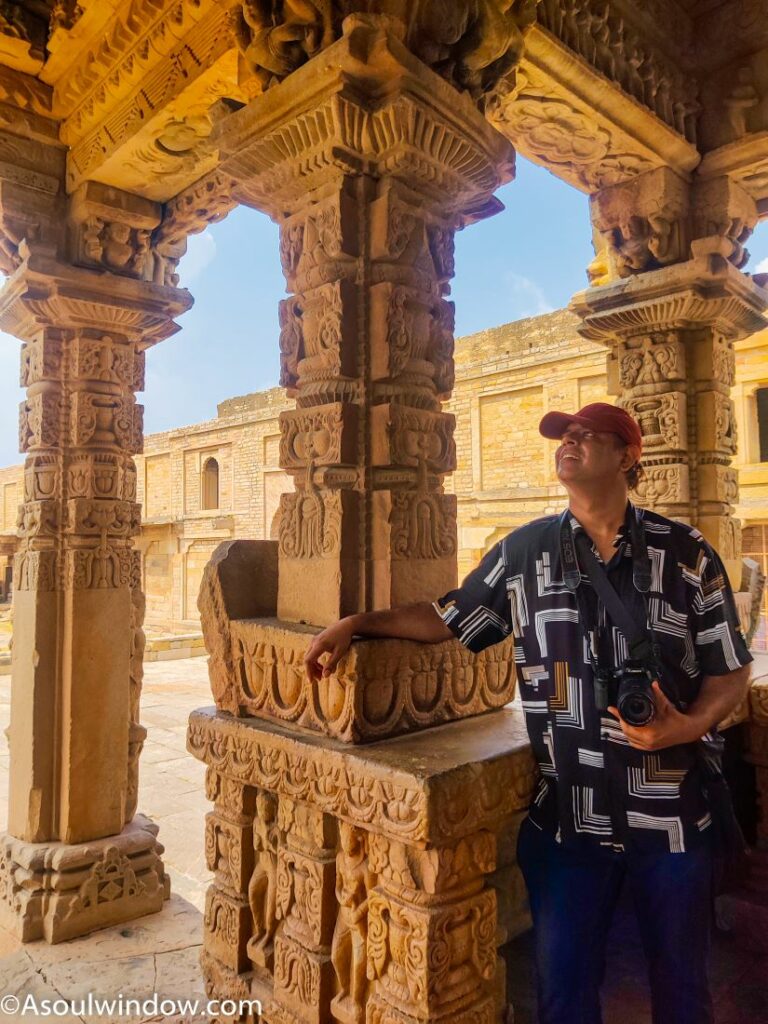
[517,817,714,1024]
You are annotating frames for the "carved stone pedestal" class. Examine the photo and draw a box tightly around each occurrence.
[0,814,168,943]
[188,707,536,1024]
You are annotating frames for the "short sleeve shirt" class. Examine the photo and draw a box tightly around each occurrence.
[434,504,752,854]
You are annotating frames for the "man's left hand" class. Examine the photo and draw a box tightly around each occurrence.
[608,682,701,751]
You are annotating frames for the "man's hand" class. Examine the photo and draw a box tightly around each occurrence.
[303,603,454,683]
[304,619,355,683]
[608,681,700,752]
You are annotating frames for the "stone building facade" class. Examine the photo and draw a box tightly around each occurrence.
[4,307,768,633]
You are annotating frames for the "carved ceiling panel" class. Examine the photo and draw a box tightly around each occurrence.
[488,26,699,194]
[0,1,763,210]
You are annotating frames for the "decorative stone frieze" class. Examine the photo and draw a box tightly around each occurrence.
[536,0,698,142]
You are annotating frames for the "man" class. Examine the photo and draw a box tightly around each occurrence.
[304,402,751,1024]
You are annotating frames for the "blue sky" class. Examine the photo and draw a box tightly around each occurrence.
[0,156,767,468]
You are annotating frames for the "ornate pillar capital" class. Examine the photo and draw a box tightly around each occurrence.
[573,167,768,568]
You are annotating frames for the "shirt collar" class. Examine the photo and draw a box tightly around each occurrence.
[568,501,635,559]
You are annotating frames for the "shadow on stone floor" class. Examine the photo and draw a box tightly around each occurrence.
[504,885,768,1024]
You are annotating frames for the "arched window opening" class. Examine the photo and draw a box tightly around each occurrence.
[757,388,768,463]
[202,457,219,510]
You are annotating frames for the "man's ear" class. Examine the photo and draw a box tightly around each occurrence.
[621,443,641,471]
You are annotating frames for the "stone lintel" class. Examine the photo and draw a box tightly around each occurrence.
[0,814,168,943]
[698,130,768,210]
[223,618,516,744]
[187,707,536,847]
[571,254,768,343]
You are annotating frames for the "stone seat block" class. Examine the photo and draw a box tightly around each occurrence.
[199,539,517,743]
[231,618,516,743]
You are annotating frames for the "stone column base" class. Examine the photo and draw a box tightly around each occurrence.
[0,813,169,943]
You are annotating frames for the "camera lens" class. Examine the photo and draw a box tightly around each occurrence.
[618,690,655,727]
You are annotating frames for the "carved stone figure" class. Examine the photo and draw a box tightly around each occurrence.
[247,789,280,969]
[331,824,374,1023]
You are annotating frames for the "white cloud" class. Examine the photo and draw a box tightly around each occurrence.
[179,230,217,285]
[756,256,768,274]
[504,272,555,319]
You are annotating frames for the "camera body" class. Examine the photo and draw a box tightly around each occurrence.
[595,659,656,726]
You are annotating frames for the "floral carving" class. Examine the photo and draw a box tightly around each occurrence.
[390,492,457,560]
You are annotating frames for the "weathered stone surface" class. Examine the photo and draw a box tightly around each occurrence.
[226,618,517,742]
[191,707,536,1024]
[0,814,168,944]
[198,540,279,713]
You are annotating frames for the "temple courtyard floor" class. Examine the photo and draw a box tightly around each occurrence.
[0,657,764,1022]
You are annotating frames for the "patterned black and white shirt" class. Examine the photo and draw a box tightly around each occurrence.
[434,503,752,854]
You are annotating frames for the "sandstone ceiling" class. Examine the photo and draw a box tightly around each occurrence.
[0,1,764,214]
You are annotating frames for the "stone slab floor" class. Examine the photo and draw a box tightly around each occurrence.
[0,656,764,1022]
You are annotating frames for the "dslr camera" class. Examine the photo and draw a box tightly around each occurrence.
[595,660,656,727]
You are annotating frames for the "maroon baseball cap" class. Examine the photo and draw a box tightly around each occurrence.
[539,402,643,452]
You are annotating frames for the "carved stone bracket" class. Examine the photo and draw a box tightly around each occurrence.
[232,1,539,106]
[488,27,699,195]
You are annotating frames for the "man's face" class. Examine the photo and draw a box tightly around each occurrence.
[555,424,633,490]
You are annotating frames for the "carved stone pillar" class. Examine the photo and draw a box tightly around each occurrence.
[217,14,514,627]
[191,9,539,1022]
[0,153,191,940]
[572,167,768,575]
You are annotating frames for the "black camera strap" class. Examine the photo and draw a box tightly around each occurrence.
[559,509,683,707]
[573,529,655,665]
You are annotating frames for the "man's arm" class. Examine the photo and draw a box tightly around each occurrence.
[304,602,452,682]
[609,666,751,752]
